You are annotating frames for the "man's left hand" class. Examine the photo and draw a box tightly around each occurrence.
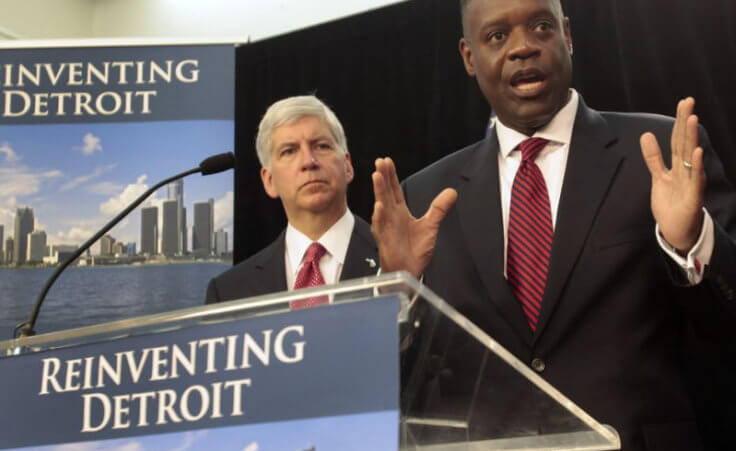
[640,97,705,254]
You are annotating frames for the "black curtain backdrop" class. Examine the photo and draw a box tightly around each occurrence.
[234,0,736,260]
[233,1,736,447]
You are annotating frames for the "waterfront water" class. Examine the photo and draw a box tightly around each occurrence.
[0,262,231,338]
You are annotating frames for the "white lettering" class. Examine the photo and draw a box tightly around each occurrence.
[224,378,252,416]
[149,346,168,381]
[199,337,225,374]
[274,325,305,363]
[64,358,82,391]
[180,385,210,421]
[81,393,111,433]
[4,90,31,117]
[175,59,199,83]
[171,341,197,378]
[112,394,131,429]
[156,389,182,425]
[39,357,64,394]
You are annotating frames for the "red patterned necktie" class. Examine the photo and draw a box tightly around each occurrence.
[507,137,553,331]
[290,242,329,310]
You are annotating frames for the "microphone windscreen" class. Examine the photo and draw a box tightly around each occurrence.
[199,152,236,175]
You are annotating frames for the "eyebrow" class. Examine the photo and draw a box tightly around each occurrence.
[274,135,335,151]
[478,8,558,33]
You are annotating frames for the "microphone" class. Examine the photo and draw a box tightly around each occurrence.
[13,152,236,338]
[200,152,236,175]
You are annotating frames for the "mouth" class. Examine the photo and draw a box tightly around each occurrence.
[510,68,548,98]
[300,180,328,190]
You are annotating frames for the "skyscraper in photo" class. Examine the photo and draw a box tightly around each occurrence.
[182,206,187,254]
[192,199,214,256]
[140,206,158,255]
[27,230,47,263]
[100,234,115,256]
[113,241,126,256]
[13,207,34,265]
[5,237,13,263]
[167,179,185,255]
[161,199,179,257]
[0,224,4,264]
[215,228,228,256]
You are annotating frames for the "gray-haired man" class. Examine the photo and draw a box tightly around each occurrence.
[206,95,377,306]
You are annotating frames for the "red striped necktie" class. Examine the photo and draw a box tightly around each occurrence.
[507,137,553,331]
[291,242,329,310]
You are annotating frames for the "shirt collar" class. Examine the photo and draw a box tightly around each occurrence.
[285,209,355,272]
[495,89,579,158]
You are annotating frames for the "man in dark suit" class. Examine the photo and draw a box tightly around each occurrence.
[372,0,736,449]
[207,95,377,304]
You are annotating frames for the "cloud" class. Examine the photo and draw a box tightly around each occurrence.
[52,443,97,451]
[86,181,125,195]
[0,166,62,200]
[214,190,233,230]
[243,443,259,451]
[52,226,97,245]
[109,442,143,451]
[52,441,143,451]
[35,219,48,232]
[100,174,150,216]
[60,164,117,192]
[0,205,15,231]
[169,430,209,451]
[0,142,19,163]
[0,166,60,234]
[74,132,103,155]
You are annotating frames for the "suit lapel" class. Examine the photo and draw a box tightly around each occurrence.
[341,217,379,280]
[253,231,289,294]
[533,100,622,342]
[456,133,535,345]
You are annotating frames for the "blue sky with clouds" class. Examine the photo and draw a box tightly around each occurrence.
[0,120,234,252]
[24,410,398,451]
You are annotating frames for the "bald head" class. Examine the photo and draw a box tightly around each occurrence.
[460,0,565,35]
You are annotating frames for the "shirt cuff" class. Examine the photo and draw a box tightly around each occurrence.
[655,208,714,285]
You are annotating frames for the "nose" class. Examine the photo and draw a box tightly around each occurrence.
[507,29,541,60]
[298,144,319,170]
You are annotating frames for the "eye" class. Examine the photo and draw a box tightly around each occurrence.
[533,21,554,32]
[279,147,296,157]
[316,142,333,151]
[486,31,506,43]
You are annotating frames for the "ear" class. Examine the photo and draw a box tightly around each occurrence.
[459,38,476,76]
[260,166,279,199]
[563,17,573,55]
[344,152,355,184]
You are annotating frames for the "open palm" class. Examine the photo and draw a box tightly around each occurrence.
[640,98,705,253]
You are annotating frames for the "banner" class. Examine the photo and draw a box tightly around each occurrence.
[0,43,235,335]
[0,296,400,450]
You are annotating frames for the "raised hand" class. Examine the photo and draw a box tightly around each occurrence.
[640,97,706,253]
[371,157,457,277]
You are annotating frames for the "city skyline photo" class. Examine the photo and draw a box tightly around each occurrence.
[0,120,234,258]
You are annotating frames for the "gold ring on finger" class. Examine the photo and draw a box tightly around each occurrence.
[682,161,693,170]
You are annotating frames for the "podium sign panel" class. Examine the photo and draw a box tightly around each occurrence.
[0,295,400,450]
[1,273,620,450]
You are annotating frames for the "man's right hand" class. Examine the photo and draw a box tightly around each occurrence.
[371,157,457,278]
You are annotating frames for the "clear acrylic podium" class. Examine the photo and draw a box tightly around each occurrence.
[0,272,620,450]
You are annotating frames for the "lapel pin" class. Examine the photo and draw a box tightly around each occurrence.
[365,258,377,268]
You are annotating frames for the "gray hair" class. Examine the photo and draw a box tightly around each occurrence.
[255,95,348,168]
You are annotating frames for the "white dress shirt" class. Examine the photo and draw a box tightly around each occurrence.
[494,89,713,284]
[284,209,355,290]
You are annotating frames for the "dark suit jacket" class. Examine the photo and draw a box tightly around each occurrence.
[402,99,736,450]
[206,216,378,303]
